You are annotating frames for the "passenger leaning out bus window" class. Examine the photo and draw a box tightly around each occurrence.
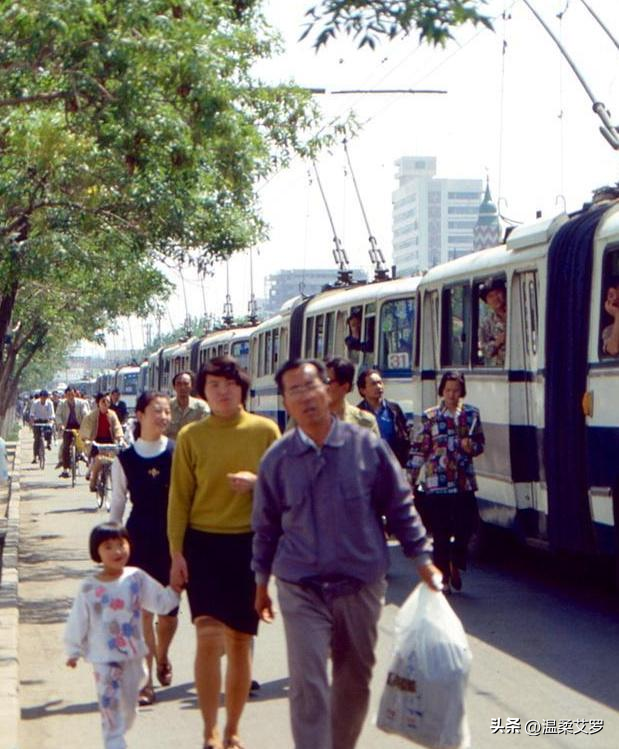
[478,278,507,367]
[601,275,619,356]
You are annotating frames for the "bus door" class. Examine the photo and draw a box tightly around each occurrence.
[420,289,439,412]
[584,238,619,560]
[510,271,542,536]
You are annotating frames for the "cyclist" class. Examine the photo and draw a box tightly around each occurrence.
[56,386,91,479]
[80,392,124,492]
[29,390,55,464]
[110,388,129,425]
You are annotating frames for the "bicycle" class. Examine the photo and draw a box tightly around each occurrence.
[92,442,122,511]
[64,429,83,488]
[32,422,52,469]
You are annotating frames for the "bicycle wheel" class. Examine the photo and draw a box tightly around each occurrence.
[95,473,105,509]
[69,443,77,488]
[38,437,45,469]
[103,469,113,512]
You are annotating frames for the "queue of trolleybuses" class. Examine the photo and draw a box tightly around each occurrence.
[82,200,619,573]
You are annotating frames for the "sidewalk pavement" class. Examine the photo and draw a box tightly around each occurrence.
[0,438,20,749]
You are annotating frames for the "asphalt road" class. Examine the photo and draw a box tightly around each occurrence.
[16,438,619,749]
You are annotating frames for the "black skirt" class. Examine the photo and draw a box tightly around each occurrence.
[184,528,258,635]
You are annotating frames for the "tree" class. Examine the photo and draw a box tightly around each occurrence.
[0,0,323,427]
[302,0,493,50]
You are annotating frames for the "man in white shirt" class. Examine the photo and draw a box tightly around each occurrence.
[29,390,55,463]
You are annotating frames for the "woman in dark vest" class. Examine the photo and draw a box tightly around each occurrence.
[109,391,177,706]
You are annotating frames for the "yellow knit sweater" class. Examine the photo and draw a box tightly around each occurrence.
[167,409,280,552]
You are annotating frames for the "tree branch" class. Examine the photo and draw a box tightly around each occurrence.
[0,91,69,108]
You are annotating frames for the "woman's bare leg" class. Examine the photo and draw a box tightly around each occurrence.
[195,617,225,747]
[222,627,252,746]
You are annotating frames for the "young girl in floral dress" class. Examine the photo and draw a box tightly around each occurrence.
[64,522,179,749]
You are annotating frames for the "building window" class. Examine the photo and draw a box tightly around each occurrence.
[448,192,481,200]
[448,206,478,214]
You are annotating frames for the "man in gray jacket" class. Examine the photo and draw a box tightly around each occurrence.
[252,358,441,749]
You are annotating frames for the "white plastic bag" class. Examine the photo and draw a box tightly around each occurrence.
[376,583,472,748]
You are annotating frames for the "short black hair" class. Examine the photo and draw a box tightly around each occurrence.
[356,367,381,392]
[479,277,506,303]
[89,522,130,562]
[275,358,328,394]
[95,392,110,404]
[606,275,619,291]
[172,371,194,387]
[326,357,355,389]
[134,391,169,440]
[438,370,467,397]
[196,355,250,404]
[111,388,120,395]
[64,386,75,394]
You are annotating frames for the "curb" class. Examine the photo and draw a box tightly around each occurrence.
[0,437,21,749]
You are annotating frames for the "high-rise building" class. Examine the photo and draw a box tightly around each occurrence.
[392,156,483,275]
[263,267,367,314]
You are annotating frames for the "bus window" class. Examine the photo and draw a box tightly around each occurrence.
[529,279,538,355]
[272,329,279,372]
[265,331,273,375]
[305,317,314,358]
[232,339,250,370]
[475,277,507,367]
[600,248,619,358]
[279,326,288,363]
[362,303,376,366]
[325,312,335,357]
[250,338,258,377]
[379,298,414,373]
[334,310,347,353]
[441,284,470,367]
[258,333,265,377]
[345,305,365,365]
[315,315,325,359]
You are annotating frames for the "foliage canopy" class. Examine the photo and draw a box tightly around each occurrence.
[0,0,322,419]
[302,0,493,50]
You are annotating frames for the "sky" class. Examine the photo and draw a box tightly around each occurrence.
[87,0,619,355]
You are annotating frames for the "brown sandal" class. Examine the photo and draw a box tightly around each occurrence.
[156,659,172,686]
[138,684,155,706]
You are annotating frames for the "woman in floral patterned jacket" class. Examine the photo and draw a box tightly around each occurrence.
[408,371,485,592]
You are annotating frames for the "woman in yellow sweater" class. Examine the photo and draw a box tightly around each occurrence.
[168,356,280,749]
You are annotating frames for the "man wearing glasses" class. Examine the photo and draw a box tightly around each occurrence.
[252,358,440,749]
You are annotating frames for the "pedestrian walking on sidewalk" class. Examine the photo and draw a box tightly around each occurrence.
[252,358,441,749]
[110,391,177,706]
[64,522,179,749]
[168,356,280,749]
[408,371,485,592]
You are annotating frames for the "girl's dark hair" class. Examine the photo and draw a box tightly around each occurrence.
[438,370,467,397]
[133,391,169,440]
[95,392,110,404]
[89,521,130,562]
[196,355,250,405]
